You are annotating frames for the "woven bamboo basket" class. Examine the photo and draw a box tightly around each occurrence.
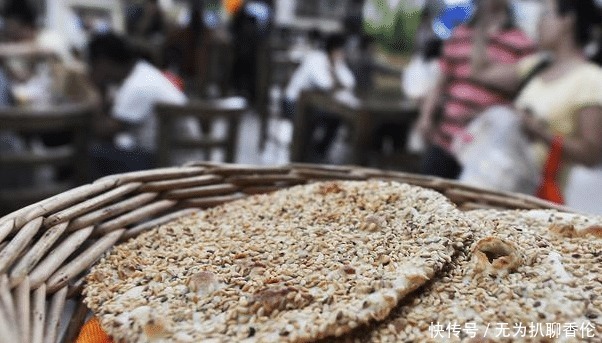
[0,162,570,343]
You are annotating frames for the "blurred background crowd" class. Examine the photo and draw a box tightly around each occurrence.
[0,0,601,215]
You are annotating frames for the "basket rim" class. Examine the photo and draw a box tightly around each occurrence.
[0,163,572,227]
[0,162,578,343]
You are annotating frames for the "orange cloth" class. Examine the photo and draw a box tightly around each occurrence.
[76,317,113,343]
[225,0,244,15]
[536,135,564,204]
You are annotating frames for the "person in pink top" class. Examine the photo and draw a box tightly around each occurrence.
[416,0,535,179]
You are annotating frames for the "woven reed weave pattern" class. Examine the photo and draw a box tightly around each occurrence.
[0,163,568,343]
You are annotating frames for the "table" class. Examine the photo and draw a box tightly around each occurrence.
[0,42,56,59]
[291,90,419,165]
[0,101,95,214]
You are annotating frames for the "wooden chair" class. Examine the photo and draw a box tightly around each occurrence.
[67,0,126,33]
[257,44,301,151]
[0,103,94,215]
[155,97,247,167]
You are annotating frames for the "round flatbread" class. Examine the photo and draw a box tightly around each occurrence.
[339,209,601,342]
[84,181,472,342]
[470,209,602,337]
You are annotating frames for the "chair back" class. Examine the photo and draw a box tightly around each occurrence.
[256,44,301,149]
[0,102,93,214]
[155,97,247,166]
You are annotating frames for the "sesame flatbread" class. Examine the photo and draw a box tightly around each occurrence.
[339,209,601,342]
[468,209,602,339]
[84,181,472,342]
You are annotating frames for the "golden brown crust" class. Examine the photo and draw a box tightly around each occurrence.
[549,223,602,238]
[337,209,602,342]
[84,181,472,342]
[250,287,314,316]
[579,225,602,238]
[549,224,577,238]
[471,237,522,276]
[142,318,169,340]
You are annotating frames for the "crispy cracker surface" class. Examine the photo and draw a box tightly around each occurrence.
[84,181,471,342]
[339,209,601,342]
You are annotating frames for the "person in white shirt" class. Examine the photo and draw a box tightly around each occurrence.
[283,34,355,158]
[284,34,355,107]
[2,0,82,74]
[87,33,187,175]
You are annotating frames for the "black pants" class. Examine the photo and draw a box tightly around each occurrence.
[89,142,156,178]
[421,145,462,179]
[313,113,340,156]
[282,99,340,158]
[372,123,410,151]
[282,98,296,120]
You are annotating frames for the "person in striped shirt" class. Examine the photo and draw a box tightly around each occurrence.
[416,0,535,179]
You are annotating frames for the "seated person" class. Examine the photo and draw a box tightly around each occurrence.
[351,34,404,94]
[1,0,82,76]
[370,37,443,155]
[0,0,96,107]
[128,0,166,39]
[87,33,189,175]
[283,34,355,159]
[0,1,97,185]
[348,34,378,95]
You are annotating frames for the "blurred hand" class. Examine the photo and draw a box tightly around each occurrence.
[520,109,551,143]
